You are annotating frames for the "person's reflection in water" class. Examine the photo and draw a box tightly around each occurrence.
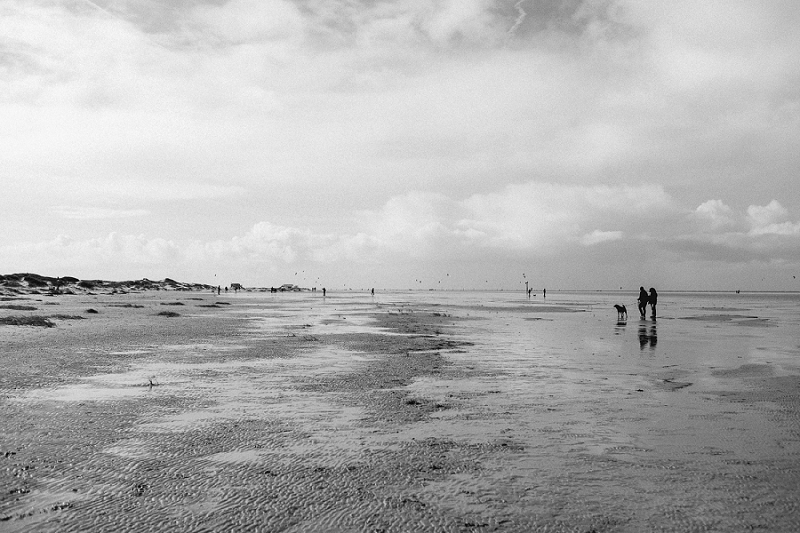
[638,324,648,350]
[638,322,658,351]
[649,322,657,349]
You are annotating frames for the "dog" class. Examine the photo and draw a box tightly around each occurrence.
[613,304,627,320]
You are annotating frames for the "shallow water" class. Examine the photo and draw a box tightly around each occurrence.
[249,289,800,530]
[203,290,800,530]
[373,290,800,531]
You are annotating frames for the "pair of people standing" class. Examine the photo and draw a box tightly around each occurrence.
[638,287,658,318]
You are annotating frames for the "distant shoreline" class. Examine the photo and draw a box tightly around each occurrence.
[3,273,797,296]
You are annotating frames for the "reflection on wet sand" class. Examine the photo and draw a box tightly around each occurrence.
[638,320,657,350]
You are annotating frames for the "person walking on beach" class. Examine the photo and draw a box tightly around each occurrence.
[649,288,658,318]
[637,286,649,318]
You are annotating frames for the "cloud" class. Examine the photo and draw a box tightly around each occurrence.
[193,0,304,45]
[53,206,150,219]
[202,221,318,264]
[747,200,800,236]
[748,199,788,227]
[4,189,800,288]
[673,199,800,263]
[581,230,623,246]
[5,233,180,269]
[457,182,674,251]
[693,199,735,230]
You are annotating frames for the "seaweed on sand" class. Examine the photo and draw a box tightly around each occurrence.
[0,315,55,327]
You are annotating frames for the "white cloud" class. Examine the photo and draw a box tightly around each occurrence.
[747,200,800,236]
[421,0,504,45]
[4,184,800,289]
[693,199,735,230]
[748,199,788,227]
[194,0,304,44]
[5,233,180,268]
[581,230,623,246]
[458,182,673,250]
[53,206,149,219]
[671,199,800,265]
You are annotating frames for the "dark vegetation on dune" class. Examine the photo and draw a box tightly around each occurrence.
[0,314,87,327]
[0,316,56,327]
[0,273,215,296]
[0,305,38,311]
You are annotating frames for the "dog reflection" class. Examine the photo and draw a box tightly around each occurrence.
[638,323,657,350]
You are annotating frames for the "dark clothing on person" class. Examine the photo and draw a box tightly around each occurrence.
[638,287,649,317]
[649,288,658,317]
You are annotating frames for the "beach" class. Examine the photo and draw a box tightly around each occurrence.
[1,286,799,532]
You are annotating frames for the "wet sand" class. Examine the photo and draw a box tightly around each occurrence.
[1,290,799,532]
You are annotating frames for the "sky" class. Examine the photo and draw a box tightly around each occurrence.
[2,0,799,291]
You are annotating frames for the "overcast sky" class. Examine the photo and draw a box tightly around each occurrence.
[3,0,799,291]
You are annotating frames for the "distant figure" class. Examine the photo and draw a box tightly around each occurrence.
[224,286,228,293]
[371,288,374,296]
[217,285,221,295]
[649,288,658,318]
[637,287,649,318]
[527,288,532,298]
[322,288,326,297]
[543,288,546,298]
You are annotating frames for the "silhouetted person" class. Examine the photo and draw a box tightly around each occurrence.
[649,288,658,318]
[543,288,546,298]
[637,287,648,318]
[322,288,326,297]
[371,288,374,296]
